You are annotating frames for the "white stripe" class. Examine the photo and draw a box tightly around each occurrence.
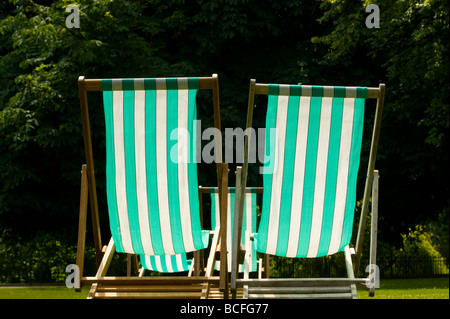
[154,255,163,272]
[143,255,151,271]
[134,78,145,90]
[301,85,312,96]
[175,254,184,272]
[177,78,189,90]
[177,85,195,252]
[323,86,335,97]
[266,93,289,255]
[286,97,310,257]
[307,97,333,257]
[164,255,174,272]
[111,79,122,91]
[134,90,154,255]
[214,192,220,229]
[345,87,357,98]
[155,79,175,255]
[277,84,291,96]
[112,91,134,253]
[328,98,355,254]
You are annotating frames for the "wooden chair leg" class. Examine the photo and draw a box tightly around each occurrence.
[75,164,88,292]
[219,163,229,298]
[369,170,380,296]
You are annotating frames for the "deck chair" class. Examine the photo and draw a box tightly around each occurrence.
[137,186,265,286]
[76,74,230,299]
[204,186,265,276]
[231,80,385,299]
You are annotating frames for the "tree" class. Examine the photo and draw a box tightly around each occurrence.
[0,0,326,240]
[313,0,449,246]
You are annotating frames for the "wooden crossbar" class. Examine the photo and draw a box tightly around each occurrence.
[81,276,221,286]
[237,278,369,288]
[82,77,219,92]
[254,83,381,99]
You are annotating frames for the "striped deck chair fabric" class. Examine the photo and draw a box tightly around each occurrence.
[140,253,192,273]
[257,84,367,258]
[211,187,258,272]
[102,77,209,256]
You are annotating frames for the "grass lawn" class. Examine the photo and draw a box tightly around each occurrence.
[357,277,449,299]
[0,278,448,299]
[0,285,90,299]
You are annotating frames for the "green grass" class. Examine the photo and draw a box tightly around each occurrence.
[357,277,449,299]
[0,278,448,299]
[0,285,90,299]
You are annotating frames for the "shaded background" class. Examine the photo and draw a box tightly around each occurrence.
[0,0,448,282]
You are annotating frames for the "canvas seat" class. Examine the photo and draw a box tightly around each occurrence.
[139,187,265,278]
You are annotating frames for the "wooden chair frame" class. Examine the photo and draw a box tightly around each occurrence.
[198,186,269,278]
[231,80,385,299]
[76,74,230,298]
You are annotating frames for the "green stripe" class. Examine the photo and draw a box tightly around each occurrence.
[312,85,323,97]
[188,78,199,89]
[181,254,189,271]
[122,79,134,91]
[257,84,278,253]
[188,86,204,249]
[276,94,300,256]
[144,78,156,90]
[145,89,164,254]
[166,78,178,90]
[103,90,124,253]
[123,90,144,253]
[166,83,184,253]
[357,87,368,98]
[210,188,217,229]
[187,86,205,249]
[297,96,322,257]
[101,79,112,91]
[160,256,168,272]
[290,85,301,96]
[149,256,157,271]
[169,255,178,272]
[251,193,257,233]
[334,87,346,98]
[340,98,365,250]
[317,97,344,257]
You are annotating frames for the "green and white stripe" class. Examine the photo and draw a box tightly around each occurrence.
[102,78,208,256]
[140,253,192,273]
[211,187,258,272]
[257,84,366,258]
